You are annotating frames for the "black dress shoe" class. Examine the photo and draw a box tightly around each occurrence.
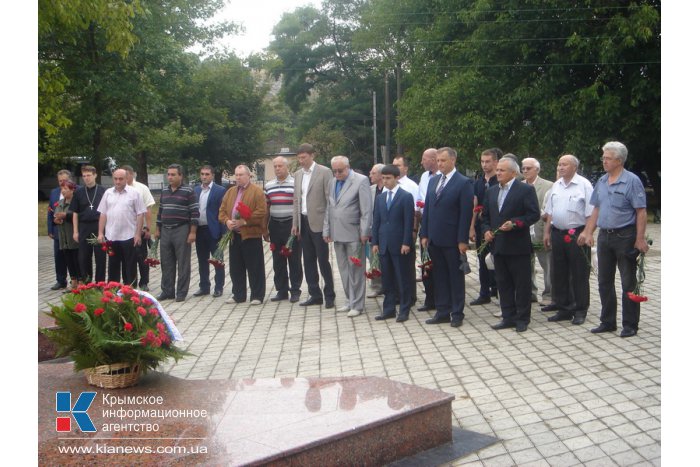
[396,315,409,323]
[299,297,323,306]
[212,290,223,298]
[324,300,335,309]
[417,304,436,312]
[450,319,463,328]
[571,313,586,325]
[516,323,528,332]
[469,296,491,306]
[290,292,301,303]
[270,292,289,302]
[193,289,210,297]
[375,313,396,321]
[590,324,617,334]
[548,312,573,322]
[175,296,186,302]
[491,321,516,330]
[50,282,67,290]
[425,316,451,324]
[620,327,637,338]
[541,304,559,312]
[156,293,175,301]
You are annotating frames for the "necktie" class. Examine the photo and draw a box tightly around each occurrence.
[436,174,447,198]
[386,190,393,210]
[498,185,507,212]
[335,180,344,200]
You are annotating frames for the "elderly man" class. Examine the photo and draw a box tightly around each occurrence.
[70,165,107,284]
[323,156,372,317]
[416,148,439,312]
[193,165,226,298]
[121,165,156,291]
[219,165,268,305]
[154,164,198,302]
[578,141,649,338]
[543,155,594,325]
[96,169,146,286]
[521,157,554,303]
[48,169,72,290]
[482,157,541,332]
[367,163,385,298]
[292,143,336,309]
[469,148,501,305]
[265,156,303,303]
[420,147,474,328]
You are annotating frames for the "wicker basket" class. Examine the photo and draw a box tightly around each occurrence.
[85,362,140,389]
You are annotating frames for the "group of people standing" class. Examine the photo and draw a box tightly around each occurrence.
[47,141,650,338]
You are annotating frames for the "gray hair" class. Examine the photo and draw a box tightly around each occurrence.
[437,147,457,159]
[371,163,385,172]
[331,155,350,167]
[521,157,540,171]
[56,169,72,179]
[602,141,628,163]
[272,156,289,166]
[560,154,580,168]
[500,157,520,174]
[234,164,251,175]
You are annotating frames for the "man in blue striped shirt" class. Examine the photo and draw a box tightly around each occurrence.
[155,164,199,302]
[264,157,302,302]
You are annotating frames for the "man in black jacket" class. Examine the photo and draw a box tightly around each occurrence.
[481,156,540,332]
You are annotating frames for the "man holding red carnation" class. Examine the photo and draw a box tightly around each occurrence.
[219,165,268,305]
[578,142,649,338]
[482,156,540,332]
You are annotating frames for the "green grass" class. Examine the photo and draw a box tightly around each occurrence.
[38,201,159,237]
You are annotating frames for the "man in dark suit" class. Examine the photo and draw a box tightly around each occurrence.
[482,157,541,332]
[193,165,226,298]
[48,169,72,290]
[419,147,474,328]
[372,164,415,322]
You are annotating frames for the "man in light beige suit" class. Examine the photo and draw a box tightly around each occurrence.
[292,143,336,308]
[323,156,372,317]
[522,157,554,303]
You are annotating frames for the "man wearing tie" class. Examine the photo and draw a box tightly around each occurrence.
[323,156,372,317]
[193,165,226,298]
[482,157,541,332]
[419,147,474,328]
[372,165,414,322]
[292,143,336,308]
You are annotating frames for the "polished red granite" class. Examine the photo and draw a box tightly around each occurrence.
[39,362,454,466]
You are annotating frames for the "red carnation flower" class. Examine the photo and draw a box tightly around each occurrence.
[124,322,133,332]
[150,308,159,316]
[114,296,123,304]
[416,200,425,209]
[103,291,114,298]
[74,303,87,313]
[235,201,253,220]
[627,292,649,303]
[130,296,141,304]
[137,306,147,316]
[157,322,166,334]
[141,297,152,306]
[473,205,484,213]
[350,256,362,267]
[94,307,105,317]
[270,243,276,252]
[568,228,576,235]
[564,235,572,243]
[365,271,373,279]
[514,220,524,228]
[107,281,121,289]
[101,296,111,303]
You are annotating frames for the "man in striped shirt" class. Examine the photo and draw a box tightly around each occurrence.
[264,157,302,302]
[155,163,199,302]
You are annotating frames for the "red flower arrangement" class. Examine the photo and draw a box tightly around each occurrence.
[418,248,433,279]
[416,200,425,209]
[209,202,254,268]
[144,238,161,268]
[365,250,382,279]
[627,237,653,303]
[87,234,115,256]
[235,201,253,221]
[473,205,484,214]
[349,245,363,267]
[280,235,295,257]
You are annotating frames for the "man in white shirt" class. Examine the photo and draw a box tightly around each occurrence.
[96,169,147,286]
[543,154,594,325]
[122,165,156,290]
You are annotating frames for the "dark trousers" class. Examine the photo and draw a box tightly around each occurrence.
[135,236,151,287]
[62,248,80,281]
[300,215,335,301]
[597,226,640,330]
[78,223,106,283]
[406,244,417,304]
[269,218,302,295]
[160,224,191,298]
[53,236,68,286]
[475,227,497,298]
[107,239,137,286]
[195,225,225,293]
[551,227,590,315]
[428,243,465,321]
[380,251,413,317]
[494,254,532,326]
[229,232,265,302]
[419,243,435,307]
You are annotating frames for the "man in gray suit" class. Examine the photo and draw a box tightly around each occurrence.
[292,143,336,308]
[323,156,372,317]
[522,157,554,304]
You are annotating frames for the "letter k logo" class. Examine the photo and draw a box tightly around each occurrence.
[56,392,97,432]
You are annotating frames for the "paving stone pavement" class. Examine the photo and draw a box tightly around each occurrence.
[38,223,661,466]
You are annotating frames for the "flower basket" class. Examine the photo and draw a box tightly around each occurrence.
[85,362,140,389]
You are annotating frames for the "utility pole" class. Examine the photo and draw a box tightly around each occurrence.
[372,91,378,165]
[384,71,391,163]
[396,63,402,156]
